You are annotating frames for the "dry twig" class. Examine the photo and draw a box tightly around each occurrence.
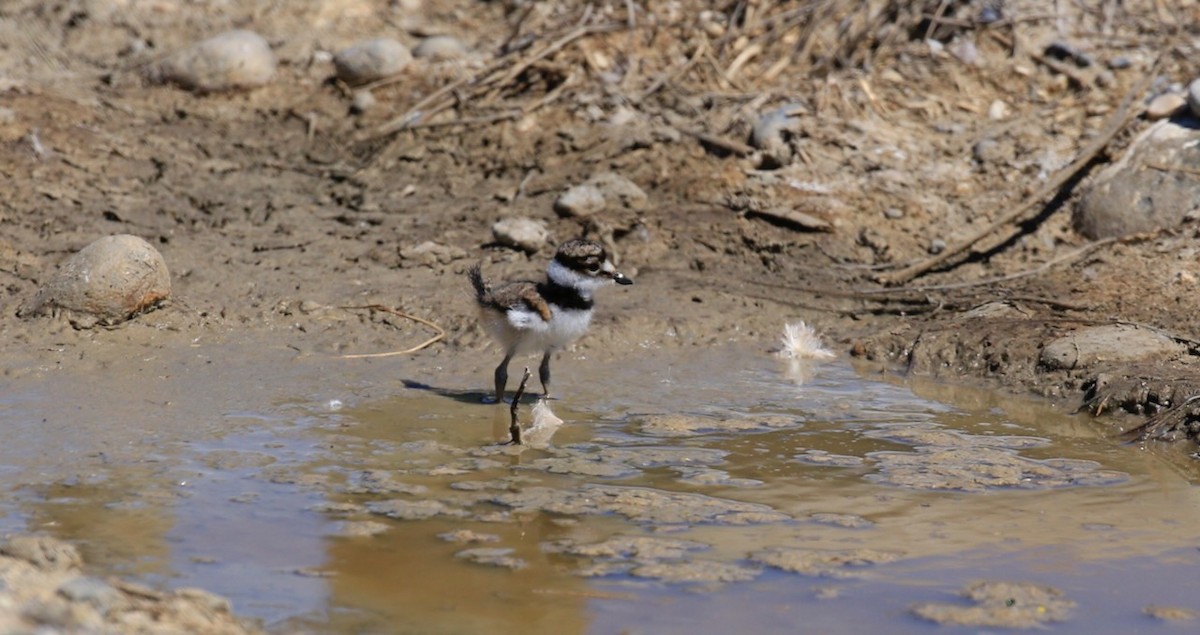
[338,304,446,358]
[863,237,1119,295]
[878,70,1156,286]
[368,22,622,140]
[508,367,532,444]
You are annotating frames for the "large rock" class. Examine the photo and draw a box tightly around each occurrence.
[1075,120,1200,238]
[151,30,276,92]
[1040,324,1186,370]
[20,235,171,327]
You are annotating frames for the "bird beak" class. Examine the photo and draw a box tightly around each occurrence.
[602,261,633,285]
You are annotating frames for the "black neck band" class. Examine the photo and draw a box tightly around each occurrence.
[537,281,593,311]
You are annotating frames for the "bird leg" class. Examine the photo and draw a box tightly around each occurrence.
[538,351,553,399]
[490,351,515,404]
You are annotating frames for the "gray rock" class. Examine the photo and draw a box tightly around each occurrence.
[350,90,376,114]
[1075,120,1200,238]
[948,38,980,66]
[554,184,606,218]
[750,103,805,166]
[413,35,468,60]
[492,217,550,253]
[586,172,648,211]
[1108,56,1133,70]
[554,172,647,218]
[1145,93,1185,120]
[398,240,467,266]
[58,577,123,615]
[1187,78,1200,119]
[334,38,412,85]
[1040,324,1186,370]
[972,138,1008,164]
[151,30,276,92]
[19,235,170,327]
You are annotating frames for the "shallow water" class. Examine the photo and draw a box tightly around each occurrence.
[5,344,1200,632]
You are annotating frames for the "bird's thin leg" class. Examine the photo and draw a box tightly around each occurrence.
[491,351,514,404]
[538,351,553,399]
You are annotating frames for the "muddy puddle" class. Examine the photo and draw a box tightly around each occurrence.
[5,344,1200,633]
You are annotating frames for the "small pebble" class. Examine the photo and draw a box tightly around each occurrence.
[972,138,1007,164]
[978,5,1002,23]
[1107,55,1133,70]
[883,207,904,220]
[749,103,805,155]
[350,90,376,114]
[948,39,979,66]
[928,239,946,255]
[1146,93,1185,120]
[1044,41,1092,67]
[334,38,412,85]
[412,35,467,60]
[987,99,1009,120]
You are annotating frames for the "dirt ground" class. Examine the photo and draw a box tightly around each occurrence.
[3,0,1200,628]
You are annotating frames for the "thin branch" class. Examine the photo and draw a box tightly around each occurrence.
[863,237,1118,295]
[366,22,623,140]
[338,304,446,358]
[508,367,532,444]
[878,68,1156,286]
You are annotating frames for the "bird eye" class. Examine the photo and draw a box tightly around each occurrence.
[587,262,601,273]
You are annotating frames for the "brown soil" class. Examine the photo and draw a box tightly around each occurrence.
[3,0,1200,623]
[6,2,1200,421]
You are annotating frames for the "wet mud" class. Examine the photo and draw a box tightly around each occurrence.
[5,0,1200,632]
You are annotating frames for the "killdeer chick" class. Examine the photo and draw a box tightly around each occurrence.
[468,239,633,403]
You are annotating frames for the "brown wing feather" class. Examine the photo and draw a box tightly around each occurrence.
[517,286,553,321]
[478,280,553,321]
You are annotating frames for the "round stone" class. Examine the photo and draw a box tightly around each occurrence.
[334,38,412,85]
[492,217,550,253]
[152,30,276,92]
[20,234,171,327]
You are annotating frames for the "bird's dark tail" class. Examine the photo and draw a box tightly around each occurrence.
[467,263,490,303]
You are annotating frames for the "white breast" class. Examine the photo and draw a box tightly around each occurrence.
[498,305,593,354]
